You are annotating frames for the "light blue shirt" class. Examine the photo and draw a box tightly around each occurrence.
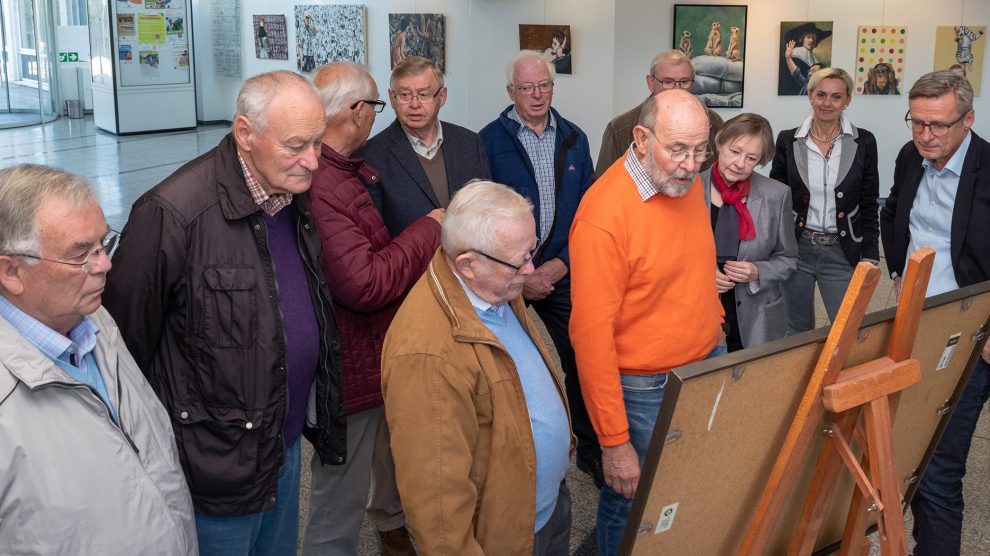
[0,296,117,422]
[508,108,558,243]
[454,274,570,532]
[906,131,971,297]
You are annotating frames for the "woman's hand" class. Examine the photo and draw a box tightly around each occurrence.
[716,268,734,293]
[724,260,760,284]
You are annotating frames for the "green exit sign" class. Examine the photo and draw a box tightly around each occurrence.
[59,52,80,62]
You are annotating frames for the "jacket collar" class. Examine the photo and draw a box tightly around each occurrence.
[215,134,265,221]
[498,105,574,140]
[792,120,861,188]
[424,249,530,344]
[319,142,379,186]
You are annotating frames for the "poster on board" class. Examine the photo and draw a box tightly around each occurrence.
[855,25,907,95]
[99,0,192,87]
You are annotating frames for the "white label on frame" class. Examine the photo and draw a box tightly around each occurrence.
[937,333,962,371]
[655,502,679,534]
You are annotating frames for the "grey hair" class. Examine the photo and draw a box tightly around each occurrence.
[909,69,974,116]
[441,180,534,257]
[650,49,695,78]
[234,70,318,132]
[808,67,854,97]
[505,50,556,87]
[312,62,376,121]
[390,56,445,90]
[0,164,96,260]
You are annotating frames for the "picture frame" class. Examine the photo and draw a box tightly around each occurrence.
[672,4,747,107]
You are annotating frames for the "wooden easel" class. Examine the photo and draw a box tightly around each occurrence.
[737,248,936,556]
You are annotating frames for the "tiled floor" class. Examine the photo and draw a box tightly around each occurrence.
[3,116,988,555]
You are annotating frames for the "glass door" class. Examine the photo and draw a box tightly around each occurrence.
[0,0,59,128]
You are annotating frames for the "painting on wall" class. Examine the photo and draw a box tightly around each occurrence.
[672,4,747,107]
[855,25,907,95]
[519,24,572,75]
[388,14,445,72]
[934,25,985,95]
[253,15,288,60]
[295,4,367,73]
[778,21,833,95]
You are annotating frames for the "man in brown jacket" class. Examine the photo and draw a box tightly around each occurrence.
[382,181,573,555]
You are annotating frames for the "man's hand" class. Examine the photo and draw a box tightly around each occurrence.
[602,441,640,499]
[723,260,759,284]
[522,258,568,301]
[426,208,444,224]
[716,268,734,293]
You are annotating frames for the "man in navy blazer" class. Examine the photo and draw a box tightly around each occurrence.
[479,50,600,487]
[361,57,491,238]
[881,69,990,556]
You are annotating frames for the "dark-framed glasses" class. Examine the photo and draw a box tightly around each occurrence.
[351,99,386,113]
[904,110,967,137]
[4,229,120,274]
[512,81,554,95]
[390,88,444,104]
[652,75,694,90]
[468,248,535,275]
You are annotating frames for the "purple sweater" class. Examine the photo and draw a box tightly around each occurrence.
[265,208,320,446]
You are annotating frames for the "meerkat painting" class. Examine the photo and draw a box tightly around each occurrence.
[679,30,693,57]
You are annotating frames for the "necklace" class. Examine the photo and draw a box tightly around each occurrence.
[809,128,841,143]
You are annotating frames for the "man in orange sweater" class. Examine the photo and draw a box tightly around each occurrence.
[569,89,725,555]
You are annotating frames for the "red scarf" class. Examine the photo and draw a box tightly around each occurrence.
[711,161,756,241]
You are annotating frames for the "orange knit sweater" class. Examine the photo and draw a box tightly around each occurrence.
[569,163,723,446]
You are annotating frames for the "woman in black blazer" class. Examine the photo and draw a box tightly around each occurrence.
[769,67,880,333]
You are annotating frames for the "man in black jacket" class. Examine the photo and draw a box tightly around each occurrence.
[104,70,345,555]
[881,69,990,556]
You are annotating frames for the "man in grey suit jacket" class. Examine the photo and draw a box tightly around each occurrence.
[361,57,492,238]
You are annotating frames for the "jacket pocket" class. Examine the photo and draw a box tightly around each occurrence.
[173,404,264,496]
[203,267,258,348]
[845,205,863,243]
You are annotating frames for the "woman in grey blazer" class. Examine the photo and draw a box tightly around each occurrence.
[701,113,799,350]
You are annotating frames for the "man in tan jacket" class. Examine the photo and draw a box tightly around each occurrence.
[382,181,573,555]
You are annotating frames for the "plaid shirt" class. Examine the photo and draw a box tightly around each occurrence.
[237,152,293,216]
[507,108,557,243]
[0,295,116,420]
[623,143,662,202]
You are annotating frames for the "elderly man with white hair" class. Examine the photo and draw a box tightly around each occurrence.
[105,70,345,555]
[479,50,600,488]
[382,181,574,556]
[302,62,442,556]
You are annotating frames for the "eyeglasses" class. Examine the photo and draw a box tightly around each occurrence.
[645,129,711,163]
[468,248,536,274]
[350,99,386,113]
[511,81,554,95]
[651,75,694,90]
[390,88,444,104]
[5,229,120,274]
[904,110,967,137]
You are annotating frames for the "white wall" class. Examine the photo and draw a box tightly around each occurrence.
[187,0,989,196]
[614,0,990,196]
[189,0,615,148]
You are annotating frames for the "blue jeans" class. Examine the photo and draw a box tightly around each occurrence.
[782,236,855,334]
[597,344,727,556]
[911,358,990,555]
[195,439,302,556]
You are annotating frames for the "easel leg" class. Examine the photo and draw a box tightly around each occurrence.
[864,397,907,555]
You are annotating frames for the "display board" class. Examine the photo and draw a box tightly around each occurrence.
[112,0,190,86]
[621,282,990,555]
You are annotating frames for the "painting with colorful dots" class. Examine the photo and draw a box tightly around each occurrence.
[934,26,985,96]
[855,25,907,95]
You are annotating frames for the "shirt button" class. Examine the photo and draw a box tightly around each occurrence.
[245,422,254,430]
[180,411,189,419]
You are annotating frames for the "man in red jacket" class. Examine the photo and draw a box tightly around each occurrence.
[302,62,442,556]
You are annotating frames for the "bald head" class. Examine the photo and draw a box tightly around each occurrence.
[631,90,710,198]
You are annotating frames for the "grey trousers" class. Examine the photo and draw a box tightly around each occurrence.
[302,407,405,555]
[782,236,856,334]
[532,482,572,556]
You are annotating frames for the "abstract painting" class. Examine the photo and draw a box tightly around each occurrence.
[855,25,907,95]
[295,4,366,73]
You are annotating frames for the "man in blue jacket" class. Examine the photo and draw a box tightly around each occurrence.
[480,50,600,486]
